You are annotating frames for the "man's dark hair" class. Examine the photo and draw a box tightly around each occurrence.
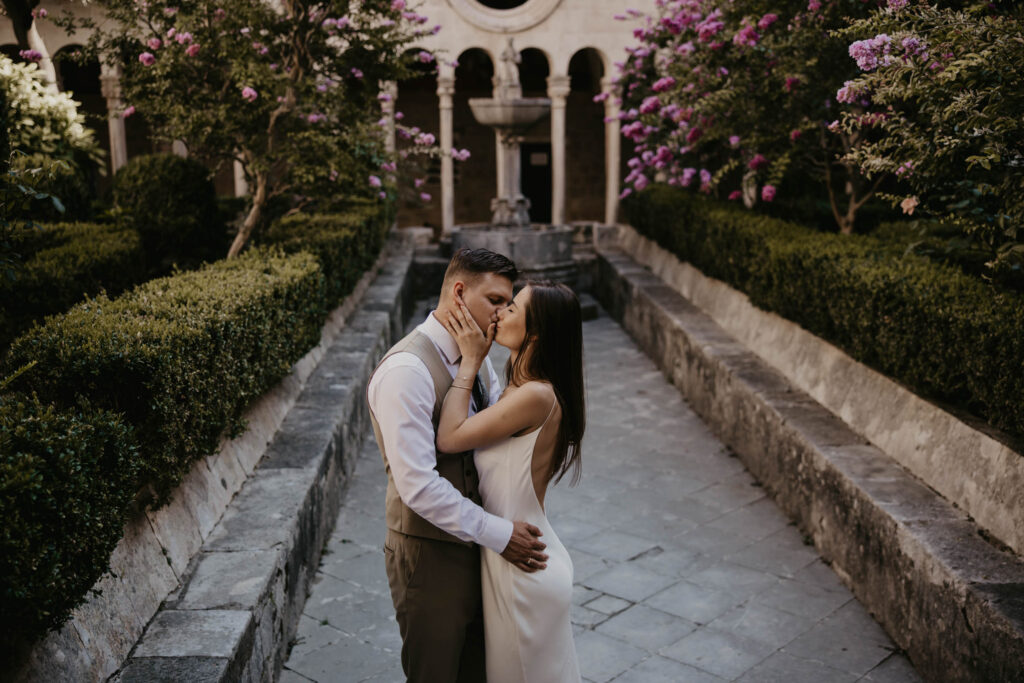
[442,247,518,285]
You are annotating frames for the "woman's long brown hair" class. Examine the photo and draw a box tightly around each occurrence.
[506,281,585,485]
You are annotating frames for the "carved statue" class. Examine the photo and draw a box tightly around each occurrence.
[496,38,522,101]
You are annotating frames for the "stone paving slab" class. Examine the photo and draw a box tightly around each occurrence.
[280,304,922,682]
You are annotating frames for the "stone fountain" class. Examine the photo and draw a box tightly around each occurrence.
[452,39,577,284]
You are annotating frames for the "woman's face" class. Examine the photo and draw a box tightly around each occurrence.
[495,286,531,351]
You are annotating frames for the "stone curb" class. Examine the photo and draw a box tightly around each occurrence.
[111,241,415,683]
[594,246,1024,682]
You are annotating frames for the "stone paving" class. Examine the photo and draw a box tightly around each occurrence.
[281,306,923,682]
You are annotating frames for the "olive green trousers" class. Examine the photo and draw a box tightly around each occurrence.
[383,529,487,682]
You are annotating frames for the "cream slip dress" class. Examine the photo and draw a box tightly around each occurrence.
[475,398,581,683]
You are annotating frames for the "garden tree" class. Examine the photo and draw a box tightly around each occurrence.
[836,0,1023,282]
[61,0,438,257]
[1,53,100,278]
[614,0,886,234]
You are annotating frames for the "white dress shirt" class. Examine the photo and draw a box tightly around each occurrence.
[367,311,512,554]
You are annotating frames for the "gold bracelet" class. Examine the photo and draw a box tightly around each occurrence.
[450,382,473,390]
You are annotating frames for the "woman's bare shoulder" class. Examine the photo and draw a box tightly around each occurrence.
[511,380,556,406]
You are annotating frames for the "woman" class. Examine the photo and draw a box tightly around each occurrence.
[437,281,585,683]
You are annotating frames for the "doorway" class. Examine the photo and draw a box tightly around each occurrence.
[520,142,552,223]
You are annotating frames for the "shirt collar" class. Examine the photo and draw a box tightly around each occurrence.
[420,311,460,365]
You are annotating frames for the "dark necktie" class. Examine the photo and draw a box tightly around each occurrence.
[471,374,488,412]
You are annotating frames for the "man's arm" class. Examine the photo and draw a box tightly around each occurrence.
[368,356,514,553]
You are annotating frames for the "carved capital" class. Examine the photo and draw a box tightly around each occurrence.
[546,75,571,102]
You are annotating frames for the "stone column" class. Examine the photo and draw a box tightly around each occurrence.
[437,68,456,235]
[99,64,128,173]
[381,80,398,156]
[601,77,621,225]
[547,75,571,226]
[233,160,248,197]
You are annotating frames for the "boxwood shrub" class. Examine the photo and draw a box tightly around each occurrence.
[622,185,1024,436]
[112,154,226,270]
[0,394,139,652]
[4,248,326,499]
[1,222,145,348]
[261,202,390,308]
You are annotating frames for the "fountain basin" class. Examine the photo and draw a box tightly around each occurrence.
[468,98,551,129]
[452,223,576,285]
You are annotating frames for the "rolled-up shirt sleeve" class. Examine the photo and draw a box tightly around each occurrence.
[367,354,514,554]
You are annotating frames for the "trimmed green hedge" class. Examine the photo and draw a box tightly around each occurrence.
[623,185,1024,436]
[0,394,139,652]
[1,222,145,348]
[113,154,226,270]
[5,248,326,500]
[261,201,390,308]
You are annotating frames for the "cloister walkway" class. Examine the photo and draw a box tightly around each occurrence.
[280,304,922,683]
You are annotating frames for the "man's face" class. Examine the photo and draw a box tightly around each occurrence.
[457,273,514,332]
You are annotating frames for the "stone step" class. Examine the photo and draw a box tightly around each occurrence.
[594,245,1024,683]
[112,242,416,683]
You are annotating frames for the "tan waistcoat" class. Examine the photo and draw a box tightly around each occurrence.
[368,329,490,546]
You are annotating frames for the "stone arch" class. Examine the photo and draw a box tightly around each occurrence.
[518,46,550,97]
[395,47,443,229]
[451,47,498,225]
[564,46,607,222]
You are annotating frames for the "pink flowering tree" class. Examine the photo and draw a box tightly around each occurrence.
[614,0,885,234]
[60,0,437,256]
[835,0,1024,282]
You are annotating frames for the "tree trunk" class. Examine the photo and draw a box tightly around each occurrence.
[227,171,267,258]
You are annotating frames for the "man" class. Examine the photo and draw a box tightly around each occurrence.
[367,248,549,682]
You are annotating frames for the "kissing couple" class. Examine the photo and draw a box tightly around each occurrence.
[367,247,586,682]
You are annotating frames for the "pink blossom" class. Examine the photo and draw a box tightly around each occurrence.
[379,191,387,199]
[696,10,724,42]
[377,92,393,102]
[728,190,742,200]
[452,148,471,162]
[329,169,339,181]
[369,175,383,188]
[176,32,193,45]
[887,0,908,8]
[593,92,610,103]
[784,77,799,92]
[900,196,919,215]
[849,34,892,71]
[139,52,156,66]
[634,175,649,191]
[351,68,363,78]
[699,168,712,186]
[122,105,136,118]
[419,192,431,202]
[733,25,759,47]
[729,135,741,147]
[895,161,915,177]
[414,178,426,188]
[392,0,406,9]
[676,41,695,56]
[163,6,177,16]
[185,44,200,57]
[757,13,779,31]
[685,127,703,144]
[31,7,47,18]
[828,119,840,133]
[639,96,661,114]
[748,154,768,170]
[652,77,675,93]
[807,0,821,10]
[417,51,434,64]
[681,168,697,187]
[415,132,436,146]
[307,113,327,124]
[214,8,226,20]
[790,129,802,141]
[166,28,176,39]
[270,63,278,71]
[19,49,42,62]
[241,86,258,102]
[761,185,776,202]
[619,188,633,199]
[395,112,405,120]
[147,37,162,50]
[380,161,397,172]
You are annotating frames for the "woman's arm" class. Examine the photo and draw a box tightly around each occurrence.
[437,304,554,453]
[439,380,554,453]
